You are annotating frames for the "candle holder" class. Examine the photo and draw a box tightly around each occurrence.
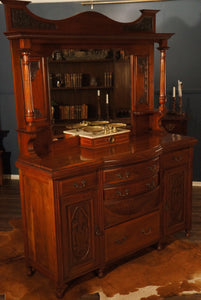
[106,103,110,121]
[97,94,101,120]
[178,96,183,115]
[171,96,176,114]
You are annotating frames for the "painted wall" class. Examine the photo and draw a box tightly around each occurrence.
[0,0,201,178]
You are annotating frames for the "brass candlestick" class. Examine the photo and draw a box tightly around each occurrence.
[106,103,110,121]
[178,96,183,115]
[105,93,110,120]
[172,96,176,114]
[97,95,101,120]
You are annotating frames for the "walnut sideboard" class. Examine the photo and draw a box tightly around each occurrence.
[1,0,197,297]
[15,134,196,297]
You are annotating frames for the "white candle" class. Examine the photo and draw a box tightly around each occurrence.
[173,86,176,98]
[97,89,100,97]
[106,93,109,104]
[178,80,182,97]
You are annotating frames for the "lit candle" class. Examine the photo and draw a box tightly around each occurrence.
[97,89,100,97]
[173,86,176,98]
[106,93,109,104]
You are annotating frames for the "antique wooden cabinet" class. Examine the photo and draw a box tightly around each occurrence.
[2,0,197,298]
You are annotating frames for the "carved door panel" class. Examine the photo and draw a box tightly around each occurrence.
[163,165,188,236]
[61,190,101,280]
[130,44,154,113]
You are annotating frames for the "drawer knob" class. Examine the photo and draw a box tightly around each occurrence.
[116,171,130,180]
[73,179,86,189]
[115,235,128,245]
[116,189,129,197]
[108,136,115,144]
[141,227,152,236]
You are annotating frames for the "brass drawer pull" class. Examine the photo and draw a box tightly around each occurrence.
[147,165,156,173]
[115,235,128,245]
[116,189,129,197]
[146,181,156,191]
[141,227,152,236]
[73,179,86,189]
[95,226,102,236]
[173,155,182,162]
[116,171,130,179]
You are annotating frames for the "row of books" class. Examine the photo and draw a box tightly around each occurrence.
[50,72,113,88]
[59,104,88,120]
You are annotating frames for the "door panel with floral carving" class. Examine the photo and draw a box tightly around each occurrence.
[163,165,188,235]
[61,190,100,280]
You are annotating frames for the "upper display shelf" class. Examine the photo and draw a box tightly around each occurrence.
[1,0,175,156]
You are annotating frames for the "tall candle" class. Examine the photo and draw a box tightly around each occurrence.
[97,89,100,97]
[178,80,182,97]
[106,93,109,104]
[173,86,176,98]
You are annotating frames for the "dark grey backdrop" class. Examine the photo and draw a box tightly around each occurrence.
[0,0,201,179]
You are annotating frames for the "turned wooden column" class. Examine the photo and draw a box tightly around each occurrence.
[20,39,35,128]
[158,43,169,113]
[21,50,35,126]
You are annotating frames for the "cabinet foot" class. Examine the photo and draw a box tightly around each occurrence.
[97,268,104,278]
[157,241,163,251]
[56,284,68,299]
[185,230,190,238]
[27,266,36,276]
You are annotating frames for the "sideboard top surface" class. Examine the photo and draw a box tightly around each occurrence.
[16,133,197,179]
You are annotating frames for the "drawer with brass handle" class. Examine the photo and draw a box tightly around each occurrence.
[103,158,159,185]
[59,172,98,196]
[160,148,189,169]
[104,187,160,228]
[104,174,158,201]
[105,211,160,263]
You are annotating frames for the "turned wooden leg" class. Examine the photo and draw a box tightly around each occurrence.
[185,230,190,238]
[56,283,68,299]
[97,268,104,278]
[27,266,36,276]
[157,241,163,251]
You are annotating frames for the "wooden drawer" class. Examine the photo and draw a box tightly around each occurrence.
[105,211,160,263]
[104,174,158,201]
[104,186,160,228]
[103,158,159,185]
[160,148,189,169]
[59,172,98,196]
[80,131,130,148]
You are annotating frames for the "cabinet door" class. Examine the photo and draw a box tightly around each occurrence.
[61,190,101,280]
[163,165,188,236]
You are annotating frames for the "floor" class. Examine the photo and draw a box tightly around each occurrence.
[0,179,21,231]
[0,179,201,300]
